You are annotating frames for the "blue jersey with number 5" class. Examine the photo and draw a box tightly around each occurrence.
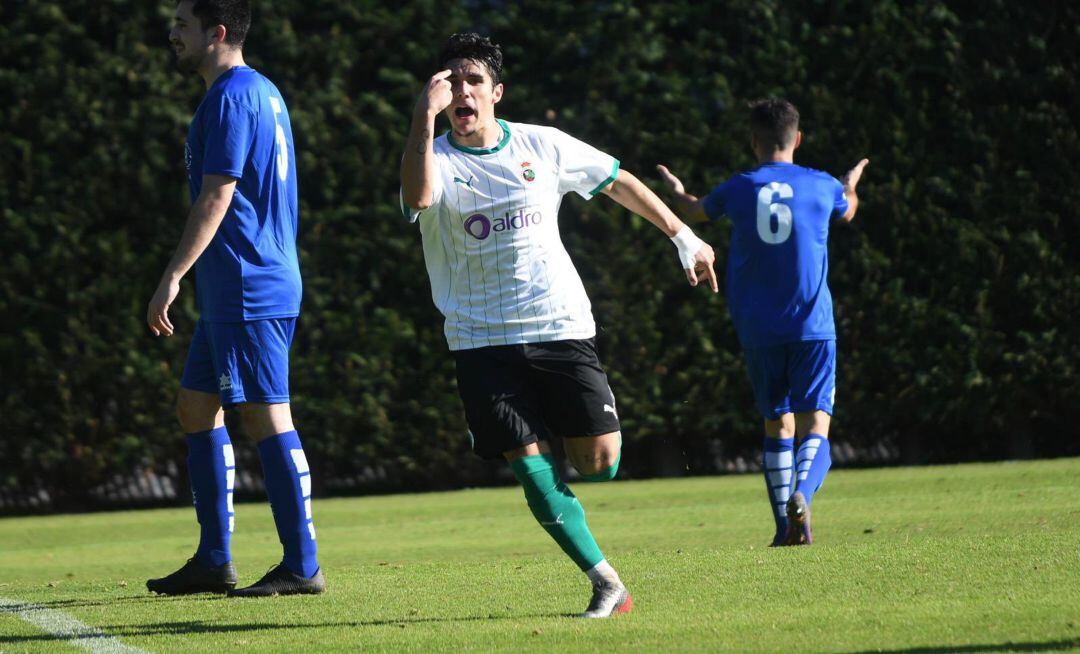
[185,66,300,322]
[702,162,848,348]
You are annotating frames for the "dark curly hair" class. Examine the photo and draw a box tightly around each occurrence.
[438,32,503,85]
[749,98,800,151]
[180,0,251,48]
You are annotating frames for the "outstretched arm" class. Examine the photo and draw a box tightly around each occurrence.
[401,69,453,210]
[839,158,870,223]
[601,168,718,293]
[147,174,237,336]
[655,164,709,224]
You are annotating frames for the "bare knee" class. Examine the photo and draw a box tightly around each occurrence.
[566,433,622,482]
[765,414,796,440]
[795,411,831,439]
[570,450,619,478]
[176,389,223,433]
[502,440,549,463]
[235,402,294,443]
[233,404,266,443]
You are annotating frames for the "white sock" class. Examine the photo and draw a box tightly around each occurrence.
[585,559,621,585]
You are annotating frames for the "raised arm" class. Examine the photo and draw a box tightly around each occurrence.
[655,164,709,224]
[401,69,452,210]
[601,168,717,293]
[147,174,237,336]
[838,158,870,223]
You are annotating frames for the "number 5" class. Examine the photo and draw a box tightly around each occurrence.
[756,182,793,244]
[268,96,289,182]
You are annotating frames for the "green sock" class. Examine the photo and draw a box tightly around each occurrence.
[510,453,604,571]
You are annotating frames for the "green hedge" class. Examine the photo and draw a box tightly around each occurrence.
[2,1,1077,510]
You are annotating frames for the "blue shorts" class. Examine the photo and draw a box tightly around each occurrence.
[743,340,836,420]
[180,318,296,407]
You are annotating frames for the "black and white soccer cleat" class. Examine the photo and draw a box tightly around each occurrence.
[784,491,812,546]
[146,558,237,595]
[228,564,325,597]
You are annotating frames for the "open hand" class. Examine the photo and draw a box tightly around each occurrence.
[841,158,870,192]
[147,277,179,336]
[656,164,686,195]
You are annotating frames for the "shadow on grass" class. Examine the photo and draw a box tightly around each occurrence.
[6,593,221,610]
[0,607,576,645]
[846,641,1079,654]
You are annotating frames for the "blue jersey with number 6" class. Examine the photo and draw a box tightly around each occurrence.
[185,66,300,322]
[702,162,848,348]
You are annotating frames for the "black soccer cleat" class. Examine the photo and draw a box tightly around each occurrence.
[784,491,812,546]
[146,558,237,595]
[228,564,325,597]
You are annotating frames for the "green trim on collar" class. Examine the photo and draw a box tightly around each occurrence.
[589,159,621,197]
[447,119,512,155]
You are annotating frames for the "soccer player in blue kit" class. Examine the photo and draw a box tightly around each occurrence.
[145,0,323,596]
[658,99,869,546]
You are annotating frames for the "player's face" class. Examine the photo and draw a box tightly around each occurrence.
[443,58,503,138]
[169,1,211,74]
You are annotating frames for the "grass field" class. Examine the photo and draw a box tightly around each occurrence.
[1,459,1078,653]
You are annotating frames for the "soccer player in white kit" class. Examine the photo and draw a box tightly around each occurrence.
[400,33,717,618]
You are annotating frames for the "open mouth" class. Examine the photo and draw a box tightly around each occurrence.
[454,107,476,119]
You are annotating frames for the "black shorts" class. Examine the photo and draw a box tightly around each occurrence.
[452,338,621,460]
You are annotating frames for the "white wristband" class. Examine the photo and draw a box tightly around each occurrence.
[670,225,704,269]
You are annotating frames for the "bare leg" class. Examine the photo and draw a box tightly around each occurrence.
[563,431,622,480]
[176,388,223,433]
[764,412,796,440]
[794,410,831,439]
[234,402,295,442]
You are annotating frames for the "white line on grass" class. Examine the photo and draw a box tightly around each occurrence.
[0,597,147,653]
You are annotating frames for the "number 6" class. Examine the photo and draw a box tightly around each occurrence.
[756,182,793,244]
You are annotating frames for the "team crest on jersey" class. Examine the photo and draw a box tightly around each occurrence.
[521,161,535,182]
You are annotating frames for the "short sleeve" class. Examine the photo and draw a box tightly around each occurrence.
[399,152,444,223]
[701,180,731,221]
[201,96,256,179]
[552,129,620,200]
[399,188,420,223]
[831,177,849,220]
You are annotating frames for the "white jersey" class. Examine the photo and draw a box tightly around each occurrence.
[403,120,619,351]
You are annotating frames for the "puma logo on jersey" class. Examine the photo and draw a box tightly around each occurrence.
[603,404,618,418]
[453,175,475,188]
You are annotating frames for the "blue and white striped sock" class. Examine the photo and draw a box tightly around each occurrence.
[795,434,832,505]
[257,431,319,578]
[763,437,795,543]
[187,427,234,567]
